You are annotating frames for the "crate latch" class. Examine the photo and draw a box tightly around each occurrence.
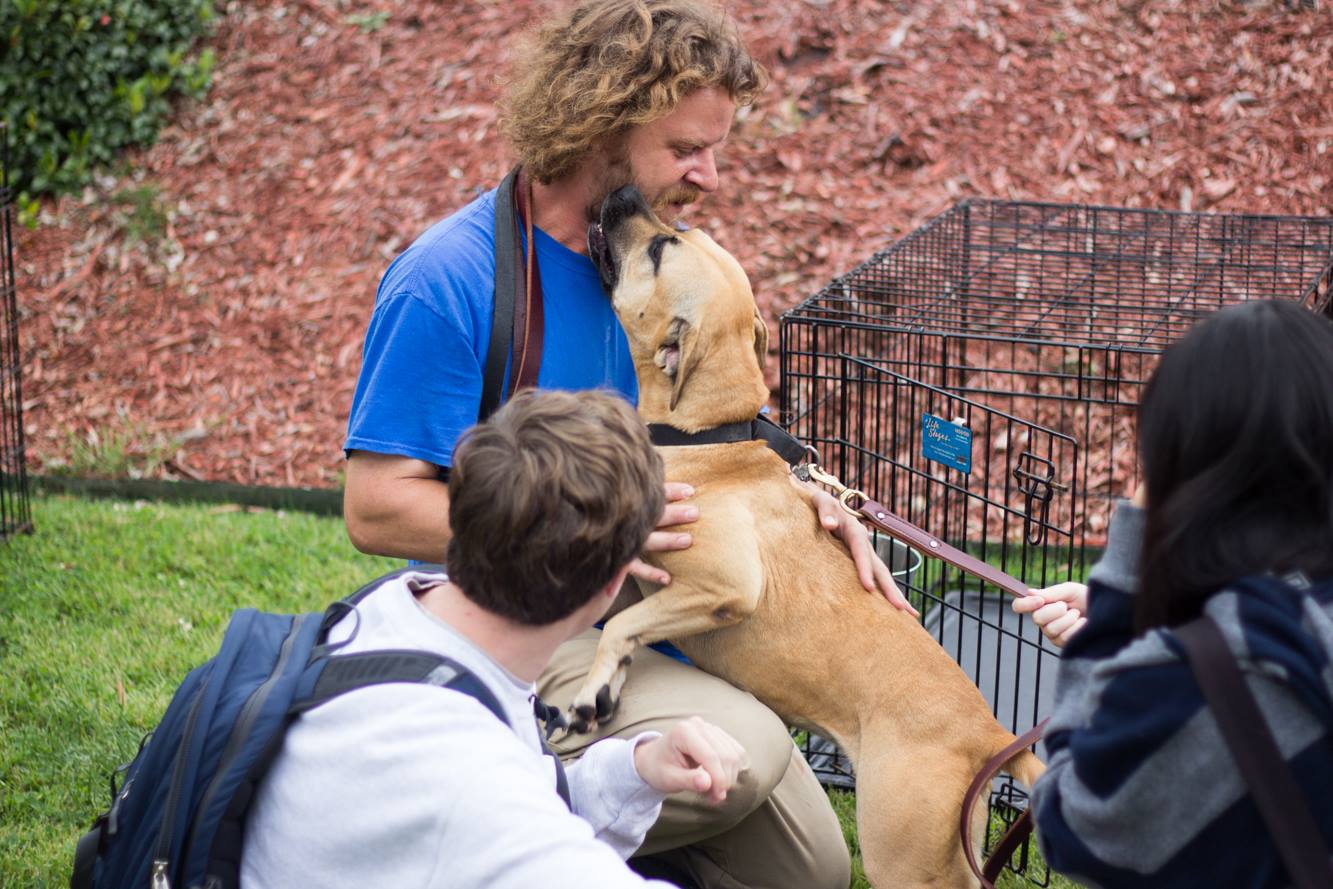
[1013,453,1066,546]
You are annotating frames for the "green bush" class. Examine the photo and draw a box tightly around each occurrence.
[0,0,218,215]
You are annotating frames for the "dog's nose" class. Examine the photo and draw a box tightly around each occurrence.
[599,185,651,233]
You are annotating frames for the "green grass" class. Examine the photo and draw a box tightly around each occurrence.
[1,494,1079,888]
[830,786,1078,889]
[44,423,172,478]
[0,495,396,887]
[109,183,170,247]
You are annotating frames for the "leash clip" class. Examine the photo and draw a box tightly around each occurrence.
[795,460,868,518]
[837,487,867,516]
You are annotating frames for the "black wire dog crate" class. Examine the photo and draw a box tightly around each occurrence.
[784,200,1333,571]
[1,121,32,541]
[782,199,1333,884]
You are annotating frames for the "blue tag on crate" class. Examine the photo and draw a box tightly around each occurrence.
[922,413,972,473]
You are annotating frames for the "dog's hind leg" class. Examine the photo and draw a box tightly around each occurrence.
[567,554,762,733]
[854,744,984,889]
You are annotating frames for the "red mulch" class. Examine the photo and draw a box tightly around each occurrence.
[15,0,1332,487]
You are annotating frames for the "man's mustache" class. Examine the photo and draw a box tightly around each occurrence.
[653,186,701,211]
[584,183,701,225]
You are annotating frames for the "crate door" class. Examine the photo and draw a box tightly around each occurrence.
[819,355,1074,884]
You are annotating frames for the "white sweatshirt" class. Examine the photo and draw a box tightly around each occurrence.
[241,570,674,889]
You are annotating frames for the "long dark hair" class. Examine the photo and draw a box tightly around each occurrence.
[1136,300,1333,633]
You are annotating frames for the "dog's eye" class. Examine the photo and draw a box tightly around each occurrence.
[647,235,679,274]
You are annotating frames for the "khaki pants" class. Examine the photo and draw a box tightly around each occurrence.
[539,629,851,889]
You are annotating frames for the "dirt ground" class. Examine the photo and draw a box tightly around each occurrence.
[14,0,1332,487]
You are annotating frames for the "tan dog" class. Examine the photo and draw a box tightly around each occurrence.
[577,185,1044,889]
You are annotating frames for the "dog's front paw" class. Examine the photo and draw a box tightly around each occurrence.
[566,682,620,734]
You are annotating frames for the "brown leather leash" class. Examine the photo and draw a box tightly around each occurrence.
[857,496,1029,599]
[797,460,1047,884]
[795,462,1031,600]
[959,719,1049,888]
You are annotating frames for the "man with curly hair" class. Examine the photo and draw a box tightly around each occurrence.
[342,2,900,886]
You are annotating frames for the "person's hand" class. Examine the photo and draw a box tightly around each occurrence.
[632,717,749,805]
[627,482,697,586]
[1012,582,1089,647]
[807,484,919,616]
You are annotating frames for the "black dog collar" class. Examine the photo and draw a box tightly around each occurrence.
[647,414,808,467]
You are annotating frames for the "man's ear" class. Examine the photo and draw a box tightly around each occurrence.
[669,320,701,412]
[603,563,634,601]
[752,309,770,372]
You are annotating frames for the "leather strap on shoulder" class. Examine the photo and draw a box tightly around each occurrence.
[1176,616,1332,889]
[508,170,544,396]
[482,167,521,423]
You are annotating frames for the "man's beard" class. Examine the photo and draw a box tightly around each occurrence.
[583,150,701,224]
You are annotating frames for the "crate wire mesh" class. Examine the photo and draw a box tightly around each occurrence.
[1,121,32,540]
[781,199,1333,884]
[786,200,1333,568]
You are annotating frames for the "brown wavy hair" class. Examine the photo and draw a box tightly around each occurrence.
[501,0,768,183]
[446,389,665,626]
[1135,301,1333,632]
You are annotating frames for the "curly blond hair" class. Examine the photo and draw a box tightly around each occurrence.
[501,0,768,183]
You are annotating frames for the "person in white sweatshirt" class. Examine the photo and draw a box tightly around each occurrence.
[241,389,749,889]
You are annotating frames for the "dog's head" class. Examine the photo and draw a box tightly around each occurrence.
[588,186,770,428]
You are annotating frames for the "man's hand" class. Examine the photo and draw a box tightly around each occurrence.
[807,485,919,616]
[632,717,748,805]
[1012,582,1089,647]
[627,482,697,587]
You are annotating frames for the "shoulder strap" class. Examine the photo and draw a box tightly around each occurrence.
[1176,616,1332,889]
[482,168,521,423]
[207,650,567,889]
[291,650,571,809]
[482,167,545,424]
[315,565,448,650]
[291,650,497,716]
[509,170,544,397]
[539,727,571,810]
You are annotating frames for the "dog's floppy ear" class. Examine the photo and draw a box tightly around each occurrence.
[669,319,701,412]
[752,309,770,371]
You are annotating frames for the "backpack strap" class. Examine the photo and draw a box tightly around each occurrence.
[1176,615,1333,889]
[316,566,448,647]
[295,651,571,808]
[290,650,501,716]
[206,650,571,889]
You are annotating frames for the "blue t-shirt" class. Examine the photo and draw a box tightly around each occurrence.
[346,189,686,660]
[345,188,638,468]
